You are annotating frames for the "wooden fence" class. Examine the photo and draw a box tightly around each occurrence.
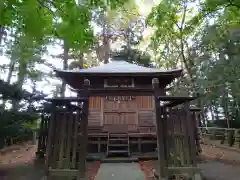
[199,127,240,151]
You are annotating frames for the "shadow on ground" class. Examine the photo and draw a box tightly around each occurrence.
[0,161,45,180]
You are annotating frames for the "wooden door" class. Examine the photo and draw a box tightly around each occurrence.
[137,96,155,132]
[103,96,137,132]
[88,96,101,127]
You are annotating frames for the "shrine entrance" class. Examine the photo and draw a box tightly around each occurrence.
[103,96,137,132]
[37,56,203,180]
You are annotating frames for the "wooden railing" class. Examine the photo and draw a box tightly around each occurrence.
[198,127,240,151]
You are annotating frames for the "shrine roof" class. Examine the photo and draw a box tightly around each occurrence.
[55,59,182,76]
[54,57,183,89]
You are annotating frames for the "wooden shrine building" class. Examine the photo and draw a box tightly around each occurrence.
[55,56,185,156]
[37,55,202,180]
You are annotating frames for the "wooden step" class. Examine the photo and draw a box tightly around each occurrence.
[107,132,130,157]
[108,144,128,147]
[109,133,128,137]
[109,138,128,141]
[108,150,129,153]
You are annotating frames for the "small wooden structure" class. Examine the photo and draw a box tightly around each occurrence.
[37,56,202,179]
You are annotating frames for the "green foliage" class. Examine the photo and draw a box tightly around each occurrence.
[1,0,130,48]
[115,45,152,67]
[0,79,45,147]
[1,0,240,142]
[0,0,132,147]
[146,0,240,127]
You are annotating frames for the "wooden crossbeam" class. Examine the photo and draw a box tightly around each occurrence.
[157,96,197,101]
[167,167,201,174]
[158,96,198,107]
[73,87,154,96]
[45,97,88,103]
[48,168,79,176]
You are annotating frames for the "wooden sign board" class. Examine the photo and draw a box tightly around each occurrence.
[105,96,136,101]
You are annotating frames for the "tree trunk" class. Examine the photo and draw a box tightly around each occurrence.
[209,103,215,121]
[96,10,110,64]
[0,27,5,45]
[1,60,16,110]
[60,41,69,97]
[222,86,230,128]
[12,60,27,110]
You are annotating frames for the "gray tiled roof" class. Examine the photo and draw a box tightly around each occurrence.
[57,59,182,74]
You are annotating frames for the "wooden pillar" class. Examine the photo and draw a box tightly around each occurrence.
[194,111,202,154]
[78,79,90,180]
[152,78,167,179]
[235,129,240,148]
[46,106,56,169]
[43,115,50,153]
[184,103,197,166]
[36,114,45,158]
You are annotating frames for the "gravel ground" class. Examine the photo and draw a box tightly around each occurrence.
[1,142,240,180]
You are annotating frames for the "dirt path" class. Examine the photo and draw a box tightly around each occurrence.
[199,144,240,180]
[140,144,240,180]
[0,143,36,167]
[198,161,240,180]
[0,143,43,180]
[1,143,240,180]
[201,144,240,164]
[0,143,100,180]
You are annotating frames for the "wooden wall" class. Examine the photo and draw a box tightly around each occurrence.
[88,96,155,129]
[88,96,102,126]
[137,96,155,128]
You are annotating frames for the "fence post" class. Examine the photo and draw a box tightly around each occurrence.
[210,128,216,140]
[78,79,90,180]
[152,78,167,180]
[223,129,228,145]
[234,129,240,148]
[228,129,234,146]
[32,130,37,145]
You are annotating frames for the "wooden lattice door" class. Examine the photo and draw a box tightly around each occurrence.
[103,96,137,132]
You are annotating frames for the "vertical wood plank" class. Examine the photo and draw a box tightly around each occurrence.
[100,97,104,126]
[46,107,56,169]
[66,111,73,169]
[52,112,60,168]
[43,115,49,153]
[71,113,78,169]
[58,112,66,168]
[37,114,44,155]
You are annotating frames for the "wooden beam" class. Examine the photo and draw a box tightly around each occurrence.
[158,96,197,101]
[152,78,167,179]
[78,79,90,180]
[167,167,201,174]
[158,96,198,107]
[184,102,197,166]
[73,87,155,96]
[48,168,78,176]
[45,108,55,169]
[45,97,88,103]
